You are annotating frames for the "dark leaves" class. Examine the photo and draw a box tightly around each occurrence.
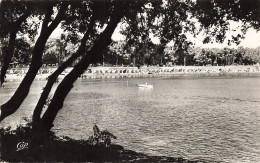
[87,125,117,147]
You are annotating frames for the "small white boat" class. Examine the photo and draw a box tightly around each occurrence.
[138,83,153,89]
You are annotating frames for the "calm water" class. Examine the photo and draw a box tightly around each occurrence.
[1,76,260,162]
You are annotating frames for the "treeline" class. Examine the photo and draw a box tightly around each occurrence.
[104,41,260,67]
[1,38,260,67]
[169,46,260,66]
[0,36,78,66]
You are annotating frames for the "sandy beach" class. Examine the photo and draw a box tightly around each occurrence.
[2,65,260,82]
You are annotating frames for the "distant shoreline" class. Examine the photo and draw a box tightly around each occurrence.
[3,65,260,82]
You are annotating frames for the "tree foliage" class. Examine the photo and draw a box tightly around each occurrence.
[193,0,260,44]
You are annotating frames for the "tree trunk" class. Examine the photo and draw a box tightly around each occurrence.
[0,11,31,85]
[39,2,125,136]
[0,4,68,122]
[0,32,16,85]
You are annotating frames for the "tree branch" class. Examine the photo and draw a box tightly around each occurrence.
[32,16,96,125]
[40,6,53,34]
[45,2,68,35]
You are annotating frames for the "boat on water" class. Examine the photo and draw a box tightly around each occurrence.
[138,83,153,89]
[138,73,153,88]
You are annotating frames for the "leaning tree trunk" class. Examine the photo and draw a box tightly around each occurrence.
[38,2,125,137]
[0,11,31,85]
[0,3,68,122]
[32,17,96,127]
[0,32,16,86]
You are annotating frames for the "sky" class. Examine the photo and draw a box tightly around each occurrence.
[50,21,260,49]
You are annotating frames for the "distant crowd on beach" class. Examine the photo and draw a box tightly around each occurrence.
[2,65,260,82]
[79,65,260,78]
[84,65,260,74]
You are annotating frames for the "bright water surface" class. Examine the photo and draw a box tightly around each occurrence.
[1,76,260,162]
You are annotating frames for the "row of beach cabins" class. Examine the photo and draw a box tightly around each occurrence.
[3,65,260,81]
